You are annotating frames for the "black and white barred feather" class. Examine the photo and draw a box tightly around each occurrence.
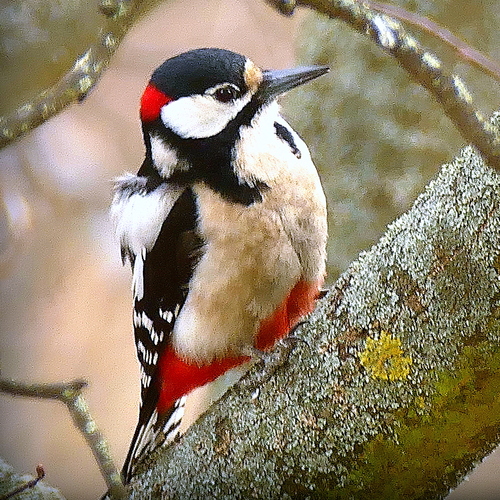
[112,170,202,481]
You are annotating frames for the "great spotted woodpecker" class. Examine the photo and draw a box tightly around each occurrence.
[111,48,328,482]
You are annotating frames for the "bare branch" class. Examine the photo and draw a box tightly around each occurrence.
[0,378,87,400]
[267,0,500,171]
[0,0,161,149]
[0,378,126,499]
[364,1,500,82]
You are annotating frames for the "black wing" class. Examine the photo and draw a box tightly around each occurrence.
[122,187,202,482]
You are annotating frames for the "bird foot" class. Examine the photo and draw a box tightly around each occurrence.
[240,335,307,388]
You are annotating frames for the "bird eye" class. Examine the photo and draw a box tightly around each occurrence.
[213,86,239,103]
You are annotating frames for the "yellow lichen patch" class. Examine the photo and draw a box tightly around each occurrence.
[359,331,412,381]
[243,59,263,93]
[414,395,426,409]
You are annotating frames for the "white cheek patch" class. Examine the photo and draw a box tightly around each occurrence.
[160,93,251,139]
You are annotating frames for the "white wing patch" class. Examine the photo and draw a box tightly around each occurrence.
[160,308,174,323]
[134,310,162,387]
[111,175,184,260]
[132,248,146,300]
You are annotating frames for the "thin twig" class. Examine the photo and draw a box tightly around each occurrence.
[268,0,500,171]
[0,378,127,499]
[0,464,45,500]
[0,379,88,400]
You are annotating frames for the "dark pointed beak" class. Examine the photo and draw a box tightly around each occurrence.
[258,65,329,102]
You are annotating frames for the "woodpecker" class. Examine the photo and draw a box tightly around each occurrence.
[112,48,328,482]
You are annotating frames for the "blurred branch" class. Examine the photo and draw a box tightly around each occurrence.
[364,1,500,82]
[0,378,126,499]
[0,0,161,149]
[0,464,45,500]
[0,459,65,500]
[268,0,500,171]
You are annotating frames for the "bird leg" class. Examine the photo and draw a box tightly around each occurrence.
[240,330,309,387]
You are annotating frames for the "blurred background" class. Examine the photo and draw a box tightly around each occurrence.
[0,0,499,498]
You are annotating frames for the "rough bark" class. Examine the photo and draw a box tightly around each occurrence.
[127,136,500,499]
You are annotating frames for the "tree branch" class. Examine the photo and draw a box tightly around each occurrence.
[0,464,45,500]
[127,131,500,497]
[0,378,126,499]
[267,0,500,172]
[0,0,161,149]
[363,1,500,82]
[0,460,65,500]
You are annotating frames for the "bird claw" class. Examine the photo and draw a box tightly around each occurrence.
[241,335,306,388]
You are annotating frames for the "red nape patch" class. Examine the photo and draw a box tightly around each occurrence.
[140,83,172,122]
[256,280,322,351]
[156,347,249,414]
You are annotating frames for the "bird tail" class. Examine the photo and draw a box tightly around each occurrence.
[122,395,186,483]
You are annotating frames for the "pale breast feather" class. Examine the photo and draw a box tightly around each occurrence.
[233,106,327,283]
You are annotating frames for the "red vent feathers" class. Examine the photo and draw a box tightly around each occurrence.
[155,279,322,413]
[140,84,173,122]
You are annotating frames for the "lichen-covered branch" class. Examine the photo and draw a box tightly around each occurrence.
[0,378,126,499]
[127,129,500,498]
[267,0,500,172]
[0,0,161,149]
